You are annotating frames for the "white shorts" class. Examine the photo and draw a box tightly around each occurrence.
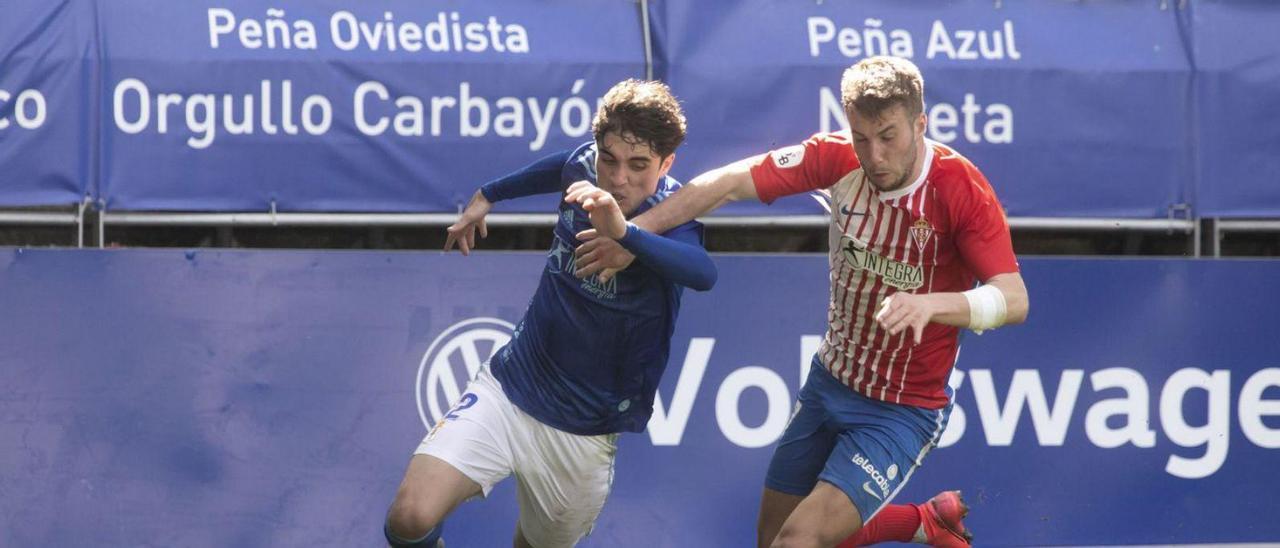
[415,364,619,548]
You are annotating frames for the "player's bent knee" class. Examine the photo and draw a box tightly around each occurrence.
[384,522,443,548]
[385,498,443,545]
[769,525,824,548]
[384,508,443,548]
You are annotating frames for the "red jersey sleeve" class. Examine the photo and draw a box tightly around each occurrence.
[948,160,1019,281]
[750,132,859,204]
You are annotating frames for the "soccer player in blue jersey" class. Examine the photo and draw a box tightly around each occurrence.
[383,80,716,548]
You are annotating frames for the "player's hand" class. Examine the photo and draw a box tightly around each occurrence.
[564,181,627,240]
[875,292,936,345]
[573,229,635,282]
[444,190,491,255]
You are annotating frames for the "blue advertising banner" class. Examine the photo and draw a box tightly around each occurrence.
[97,0,644,213]
[649,0,1196,219]
[2,249,1279,546]
[1192,1,1280,217]
[0,0,94,206]
[6,0,1280,221]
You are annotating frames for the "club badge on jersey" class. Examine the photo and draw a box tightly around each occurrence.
[910,218,934,252]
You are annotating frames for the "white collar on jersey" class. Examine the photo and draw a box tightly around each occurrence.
[875,138,936,202]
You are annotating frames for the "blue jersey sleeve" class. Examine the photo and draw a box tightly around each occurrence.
[618,222,717,291]
[479,150,573,202]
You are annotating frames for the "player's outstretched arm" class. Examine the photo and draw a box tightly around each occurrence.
[572,155,762,281]
[565,182,716,291]
[632,155,763,234]
[615,223,717,291]
[444,149,573,255]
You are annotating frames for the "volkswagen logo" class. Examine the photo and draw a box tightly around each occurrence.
[415,317,514,429]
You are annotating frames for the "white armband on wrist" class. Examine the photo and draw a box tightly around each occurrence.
[962,284,1007,334]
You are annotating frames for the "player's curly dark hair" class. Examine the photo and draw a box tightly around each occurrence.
[841,56,925,120]
[592,79,686,158]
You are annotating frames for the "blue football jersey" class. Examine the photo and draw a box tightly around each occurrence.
[490,141,705,435]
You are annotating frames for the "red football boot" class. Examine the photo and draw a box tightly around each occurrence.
[917,490,973,547]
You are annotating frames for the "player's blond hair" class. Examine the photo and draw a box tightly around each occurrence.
[841,56,925,120]
[592,79,687,158]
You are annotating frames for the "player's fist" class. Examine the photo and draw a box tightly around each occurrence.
[564,181,627,240]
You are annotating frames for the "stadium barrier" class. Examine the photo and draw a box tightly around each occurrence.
[2,249,1277,546]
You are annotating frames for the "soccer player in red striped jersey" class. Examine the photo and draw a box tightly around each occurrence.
[574,56,1029,547]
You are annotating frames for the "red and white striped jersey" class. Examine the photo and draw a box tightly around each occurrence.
[751,131,1018,409]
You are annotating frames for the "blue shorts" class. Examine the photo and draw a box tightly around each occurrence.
[765,357,952,521]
